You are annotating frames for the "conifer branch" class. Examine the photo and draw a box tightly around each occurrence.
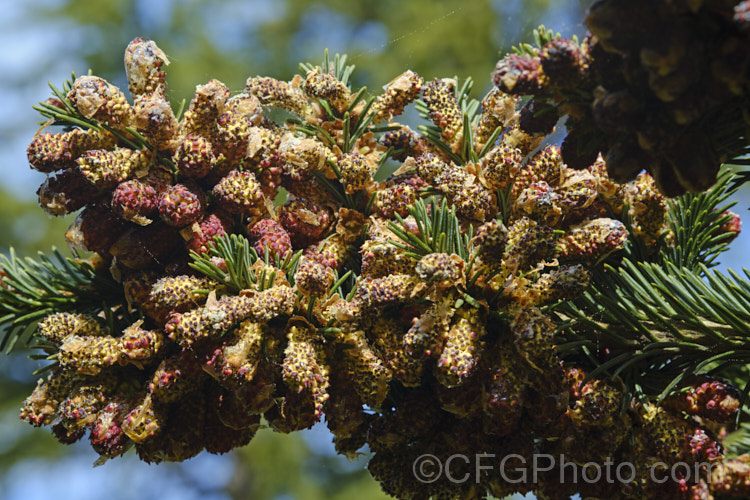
[414,76,491,166]
[33,72,175,171]
[510,25,568,56]
[0,248,124,352]
[554,170,749,404]
[189,234,302,293]
[386,197,469,260]
[557,248,749,399]
[661,171,739,270]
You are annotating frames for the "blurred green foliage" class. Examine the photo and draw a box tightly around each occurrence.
[0,188,72,256]
[1,1,590,498]
[34,0,588,101]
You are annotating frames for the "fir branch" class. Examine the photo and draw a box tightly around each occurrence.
[662,171,739,270]
[553,172,747,395]
[0,248,124,353]
[34,72,176,172]
[311,151,389,213]
[510,25,568,56]
[312,170,349,206]
[729,169,750,189]
[329,269,354,300]
[414,76,500,165]
[415,122,463,164]
[313,160,358,210]
[296,52,381,154]
[300,49,355,87]
[723,421,750,458]
[555,259,750,398]
[348,95,378,149]
[174,98,187,122]
[455,76,474,110]
[386,197,468,260]
[477,125,503,158]
[189,233,302,293]
[496,185,513,225]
